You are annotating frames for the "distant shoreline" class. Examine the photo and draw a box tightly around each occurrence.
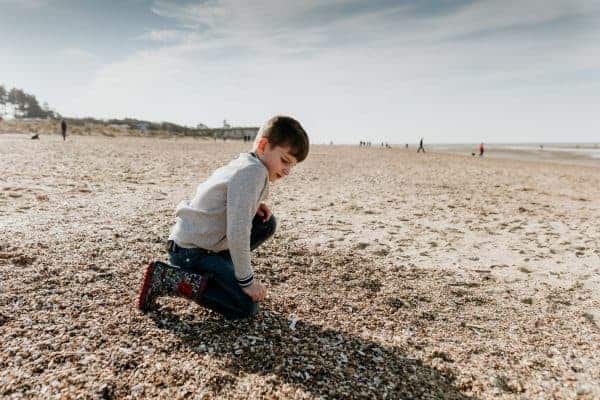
[431,143,600,167]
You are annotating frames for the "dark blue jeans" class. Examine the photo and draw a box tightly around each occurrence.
[168,215,276,320]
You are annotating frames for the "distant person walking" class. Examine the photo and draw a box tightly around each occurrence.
[479,142,484,157]
[61,119,67,141]
[417,137,425,153]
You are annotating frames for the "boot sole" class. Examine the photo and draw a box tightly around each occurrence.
[137,261,155,312]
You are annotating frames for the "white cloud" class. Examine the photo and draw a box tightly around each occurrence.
[58,47,97,62]
[138,29,190,43]
[427,0,594,39]
[151,0,230,29]
[136,0,600,90]
[146,0,598,52]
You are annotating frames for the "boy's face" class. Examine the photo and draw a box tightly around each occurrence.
[257,139,298,182]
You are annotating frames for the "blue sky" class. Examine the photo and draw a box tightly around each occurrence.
[1,0,599,143]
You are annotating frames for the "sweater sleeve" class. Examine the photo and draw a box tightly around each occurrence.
[226,164,266,287]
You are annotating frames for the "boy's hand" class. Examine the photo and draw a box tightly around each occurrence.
[242,281,267,302]
[256,202,272,222]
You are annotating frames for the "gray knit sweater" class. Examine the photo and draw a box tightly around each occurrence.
[168,153,269,287]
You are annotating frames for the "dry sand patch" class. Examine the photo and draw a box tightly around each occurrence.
[1,134,599,399]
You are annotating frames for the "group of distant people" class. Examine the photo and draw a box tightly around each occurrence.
[359,138,428,152]
[359,137,486,157]
[359,141,393,148]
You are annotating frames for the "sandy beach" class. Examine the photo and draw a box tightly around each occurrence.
[1,133,599,399]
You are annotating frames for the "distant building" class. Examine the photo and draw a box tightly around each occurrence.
[195,119,259,140]
[196,126,259,140]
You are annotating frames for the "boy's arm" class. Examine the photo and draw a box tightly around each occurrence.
[226,165,266,288]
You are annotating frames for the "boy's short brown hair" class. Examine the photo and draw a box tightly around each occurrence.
[256,116,309,162]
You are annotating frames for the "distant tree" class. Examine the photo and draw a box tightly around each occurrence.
[2,86,55,119]
[22,92,45,118]
[8,88,25,118]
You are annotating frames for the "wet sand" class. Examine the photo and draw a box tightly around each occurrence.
[432,143,600,168]
[1,133,599,399]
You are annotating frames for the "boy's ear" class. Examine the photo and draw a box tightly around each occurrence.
[256,137,269,153]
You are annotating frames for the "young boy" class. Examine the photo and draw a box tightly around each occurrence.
[137,116,309,320]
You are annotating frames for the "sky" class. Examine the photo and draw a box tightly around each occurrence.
[1,0,599,144]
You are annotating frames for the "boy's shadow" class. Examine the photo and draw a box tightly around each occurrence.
[150,306,474,399]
